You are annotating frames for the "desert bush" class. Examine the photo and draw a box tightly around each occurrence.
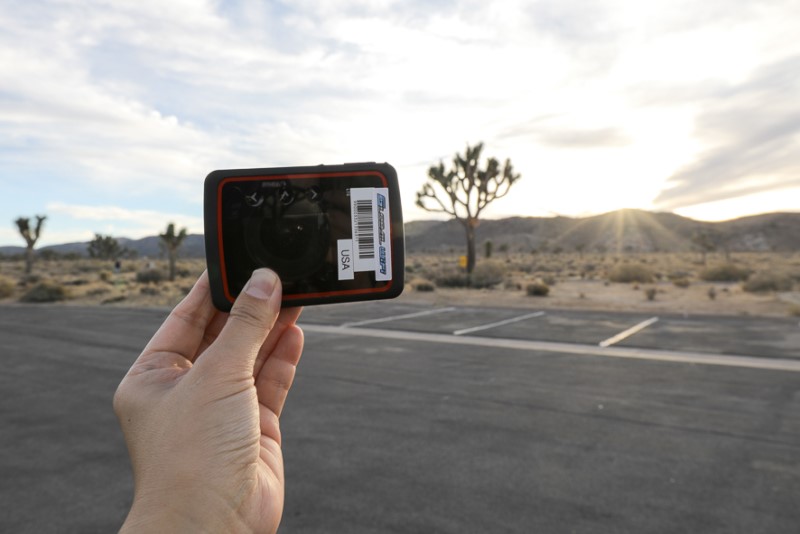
[645,287,657,301]
[414,280,436,292]
[20,281,69,303]
[672,277,690,288]
[434,271,469,288]
[0,275,15,298]
[608,263,654,284]
[700,263,750,282]
[707,287,717,300]
[140,286,161,296]
[136,269,165,284]
[99,270,113,283]
[526,282,550,297]
[743,271,793,293]
[471,260,506,289]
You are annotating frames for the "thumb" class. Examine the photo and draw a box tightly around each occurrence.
[198,268,282,376]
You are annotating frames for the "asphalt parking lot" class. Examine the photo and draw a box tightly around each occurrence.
[300,301,800,360]
[1,303,798,533]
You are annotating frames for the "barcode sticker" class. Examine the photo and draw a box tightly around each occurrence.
[349,187,392,281]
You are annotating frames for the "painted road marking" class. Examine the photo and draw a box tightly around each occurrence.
[302,324,800,373]
[340,307,457,328]
[599,317,660,348]
[453,311,546,336]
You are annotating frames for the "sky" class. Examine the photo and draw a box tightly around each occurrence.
[1,0,799,247]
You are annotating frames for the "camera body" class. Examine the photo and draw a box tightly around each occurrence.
[204,162,405,311]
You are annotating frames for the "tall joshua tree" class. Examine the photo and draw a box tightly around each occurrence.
[416,142,521,277]
[159,222,188,281]
[15,215,47,274]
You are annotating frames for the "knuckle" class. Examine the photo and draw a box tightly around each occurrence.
[229,301,267,330]
[112,383,131,418]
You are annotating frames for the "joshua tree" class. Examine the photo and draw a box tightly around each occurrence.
[14,215,46,274]
[416,142,520,277]
[159,222,188,281]
[87,234,123,260]
[691,230,717,265]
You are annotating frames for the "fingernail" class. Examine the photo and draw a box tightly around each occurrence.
[244,269,277,300]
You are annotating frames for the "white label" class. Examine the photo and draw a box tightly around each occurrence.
[337,239,354,280]
[349,187,392,281]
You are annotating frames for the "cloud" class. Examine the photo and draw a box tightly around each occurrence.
[538,127,630,148]
[653,55,800,210]
[47,202,204,238]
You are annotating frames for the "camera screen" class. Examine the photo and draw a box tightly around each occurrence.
[218,172,393,300]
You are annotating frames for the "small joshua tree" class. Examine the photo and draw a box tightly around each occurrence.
[691,230,717,265]
[15,215,46,274]
[159,222,188,282]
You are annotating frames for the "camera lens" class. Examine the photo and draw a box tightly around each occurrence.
[242,196,330,282]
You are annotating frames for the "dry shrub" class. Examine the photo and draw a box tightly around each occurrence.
[434,270,469,288]
[470,260,507,289]
[645,287,657,301]
[672,278,690,288]
[526,282,550,297]
[413,280,436,292]
[743,272,793,293]
[21,281,69,303]
[0,275,15,298]
[140,286,161,296]
[608,263,654,284]
[136,269,165,284]
[700,263,750,282]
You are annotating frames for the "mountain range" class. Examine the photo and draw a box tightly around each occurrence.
[1,209,799,258]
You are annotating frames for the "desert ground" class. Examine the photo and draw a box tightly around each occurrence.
[0,251,799,317]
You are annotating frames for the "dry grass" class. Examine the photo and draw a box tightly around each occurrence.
[0,258,205,308]
[1,251,799,317]
[404,251,800,317]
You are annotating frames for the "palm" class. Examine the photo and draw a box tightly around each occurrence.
[116,272,303,534]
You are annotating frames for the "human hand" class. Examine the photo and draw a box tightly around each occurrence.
[114,269,304,533]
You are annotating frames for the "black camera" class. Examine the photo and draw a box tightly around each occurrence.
[204,162,405,311]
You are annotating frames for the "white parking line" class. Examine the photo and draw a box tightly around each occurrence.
[599,317,659,348]
[301,324,800,373]
[453,311,545,336]
[340,307,456,328]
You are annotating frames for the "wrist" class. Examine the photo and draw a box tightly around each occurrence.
[121,488,249,534]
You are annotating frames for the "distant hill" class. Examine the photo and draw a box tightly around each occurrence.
[0,234,206,259]
[1,209,799,258]
[405,209,800,254]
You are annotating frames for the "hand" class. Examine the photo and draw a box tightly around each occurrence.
[114,269,304,533]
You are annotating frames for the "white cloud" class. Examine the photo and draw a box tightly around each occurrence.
[47,202,203,238]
